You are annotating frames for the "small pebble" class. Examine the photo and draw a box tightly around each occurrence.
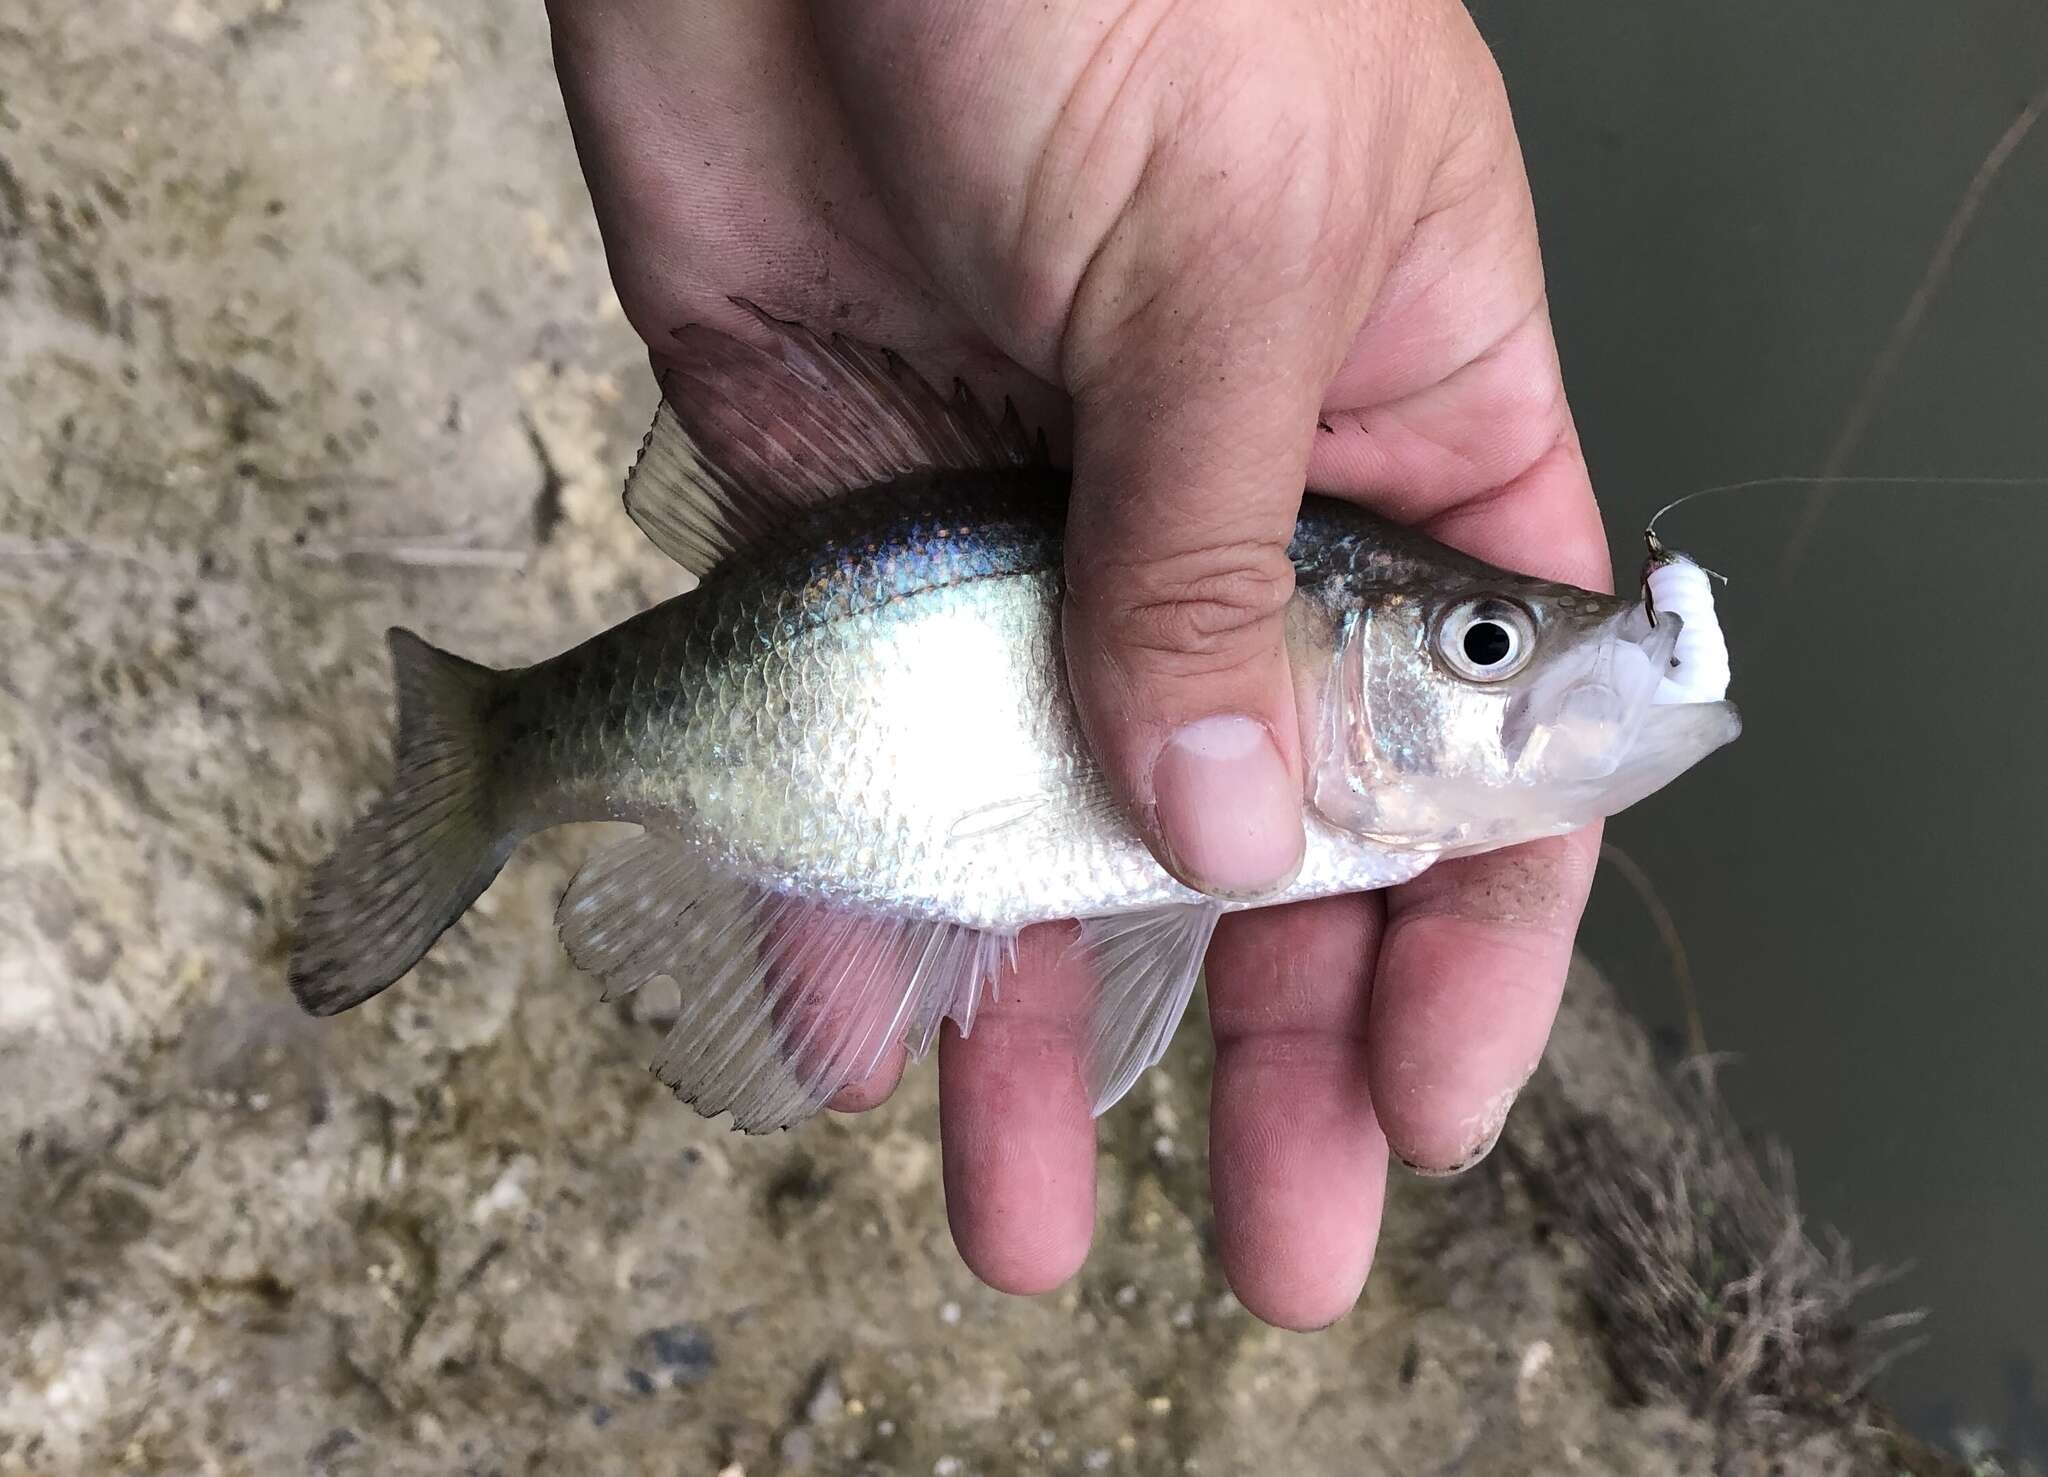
[938,1300,961,1326]
[778,1429,815,1468]
[934,1458,962,1477]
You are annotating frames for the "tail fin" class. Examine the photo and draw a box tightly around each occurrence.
[289,629,514,1015]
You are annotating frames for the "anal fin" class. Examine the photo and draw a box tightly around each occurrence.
[1073,903,1223,1118]
[557,831,1013,1132]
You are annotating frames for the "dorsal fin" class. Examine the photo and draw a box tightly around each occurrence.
[623,300,1048,578]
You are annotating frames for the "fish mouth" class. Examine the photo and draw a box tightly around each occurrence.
[1431,697,1740,860]
[1504,600,1679,783]
[1600,696,1743,812]
[1600,573,1741,804]
[1529,595,1739,806]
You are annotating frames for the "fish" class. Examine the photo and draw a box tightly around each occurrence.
[288,303,1740,1132]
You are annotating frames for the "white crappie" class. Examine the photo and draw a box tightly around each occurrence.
[290,306,1740,1131]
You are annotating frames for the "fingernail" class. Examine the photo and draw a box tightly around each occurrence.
[1396,1088,1519,1179]
[1150,715,1303,898]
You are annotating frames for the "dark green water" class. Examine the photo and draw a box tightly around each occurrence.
[1465,0,2048,1455]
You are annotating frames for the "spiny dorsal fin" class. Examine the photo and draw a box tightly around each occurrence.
[623,300,1048,578]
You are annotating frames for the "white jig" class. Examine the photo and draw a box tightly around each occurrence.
[1648,558,1731,705]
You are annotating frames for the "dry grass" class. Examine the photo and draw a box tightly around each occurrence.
[1517,1058,1925,1432]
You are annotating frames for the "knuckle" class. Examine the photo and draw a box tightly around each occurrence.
[1083,537,1296,670]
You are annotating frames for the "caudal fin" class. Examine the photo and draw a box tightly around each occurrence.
[289,629,514,1015]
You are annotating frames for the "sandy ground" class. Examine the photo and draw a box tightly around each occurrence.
[0,3,1935,1473]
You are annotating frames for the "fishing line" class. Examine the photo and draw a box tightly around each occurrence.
[1645,473,2048,543]
[1642,473,2048,599]
[1611,84,2048,1068]
[1779,79,2048,580]
[1598,840,1709,1060]
[1637,473,2048,667]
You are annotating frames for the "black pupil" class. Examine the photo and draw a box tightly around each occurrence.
[1463,621,1514,667]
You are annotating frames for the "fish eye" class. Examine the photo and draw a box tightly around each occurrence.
[1435,597,1536,682]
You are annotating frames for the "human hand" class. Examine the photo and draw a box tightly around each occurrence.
[548,0,1608,1328]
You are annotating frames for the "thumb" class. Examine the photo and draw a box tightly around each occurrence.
[1061,322,1338,900]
